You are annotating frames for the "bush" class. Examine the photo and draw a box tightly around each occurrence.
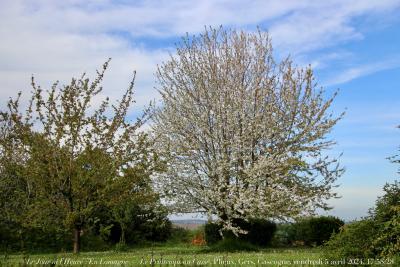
[241,219,276,246]
[168,226,191,244]
[373,181,400,223]
[141,217,172,242]
[292,216,344,246]
[0,219,22,252]
[204,219,276,247]
[373,207,400,257]
[104,206,172,245]
[371,181,400,257]
[323,219,379,260]
[204,222,222,245]
[271,223,296,247]
[323,181,400,260]
[81,232,110,252]
[25,227,71,252]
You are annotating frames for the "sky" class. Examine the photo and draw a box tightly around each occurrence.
[0,0,400,221]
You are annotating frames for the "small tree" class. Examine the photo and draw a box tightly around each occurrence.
[0,60,160,253]
[153,27,344,234]
[372,180,400,257]
[324,181,400,259]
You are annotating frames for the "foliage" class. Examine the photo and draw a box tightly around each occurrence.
[0,219,21,251]
[371,181,400,257]
[323,219,378,260]
[323,181,400,259]
[204,219,276,247]
[0,218,71,253]
[371,181,400,223]
[373,206,400,257]
[204,222,222,245]
[0,60,165,252]
[271,223,296,247]
[236,219,276,247]
[292,216,344,246]
[80,233,110,252]
[153,26,343,235]
[168,227,192,244]
[125,204,171,243]
[104,162,171,244]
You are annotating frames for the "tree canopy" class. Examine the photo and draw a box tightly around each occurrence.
[0,60,165,252]
[152,27,344,234]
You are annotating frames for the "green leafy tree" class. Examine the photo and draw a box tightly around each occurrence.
[292,216,344,246]
[0,60,161,253]
[371,181,400,223]
[323,219,378,259]
[371,181,400,257]
[104,145,167,244]
[373,206,400,257]
[324,181,400,259]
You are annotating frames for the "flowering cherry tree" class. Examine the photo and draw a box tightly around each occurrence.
[152,27,344,234]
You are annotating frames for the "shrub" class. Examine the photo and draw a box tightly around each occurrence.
[372,181,400,223]
[371,181,400,257]
[6,224,72,253]
[293,216,344,246]
[168,226,191,244]
[81,232,110,252]
[0,219,22,252]
[373,205,400,257]
[142,218,172,242]
[204,219,276,247]
[241,219,276,246]
[271,223,296,247]
[106,208,172,244]
[204,222,222,245]
[323,219,379,260]
[323,181,400,260]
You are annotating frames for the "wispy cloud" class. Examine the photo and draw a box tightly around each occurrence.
[324,57,400,86]
[0,0,399,110]
[269,0,400,54]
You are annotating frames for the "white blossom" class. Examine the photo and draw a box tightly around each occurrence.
[152,27,344,235]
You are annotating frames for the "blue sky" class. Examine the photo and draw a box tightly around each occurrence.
[0,0,399,221]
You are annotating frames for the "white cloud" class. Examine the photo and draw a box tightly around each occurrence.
[269,0,400,54]
[0,3,171,114]
[0,0,399,112]
[324,58,400,86]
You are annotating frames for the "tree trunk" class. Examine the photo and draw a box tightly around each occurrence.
[120,226,126,244]
[73,227,81,253]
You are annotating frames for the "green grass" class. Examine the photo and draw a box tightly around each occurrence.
[0,244,326,267]
[1,244,397,266]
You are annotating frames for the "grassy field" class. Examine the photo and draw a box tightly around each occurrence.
[2,243,398,267]
[0,244,332,267]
